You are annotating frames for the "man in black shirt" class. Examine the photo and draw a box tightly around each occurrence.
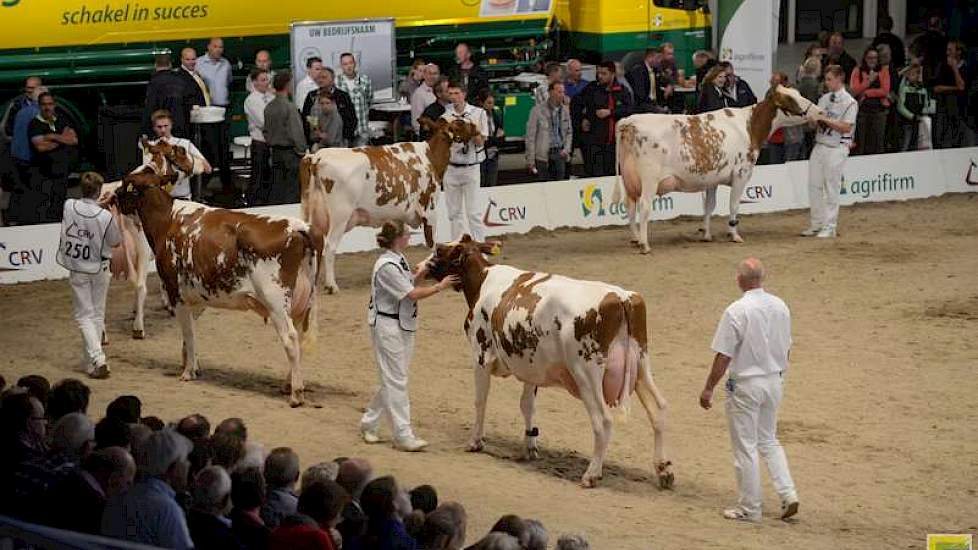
[577,61,633,177]
[418,77,451,141]
[300,67,356,147]
[822,33,858,83]
[449,43,490,98]
[144,54,195,138]
[28,92,77,222]
[871,16,906,71]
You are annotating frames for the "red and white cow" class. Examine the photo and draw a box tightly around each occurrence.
[116,167,324,407]
[614,85,822,252]
[425,236,673,489]
[300,117,479,293]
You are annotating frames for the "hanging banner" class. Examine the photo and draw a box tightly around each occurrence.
[717,0,774,102]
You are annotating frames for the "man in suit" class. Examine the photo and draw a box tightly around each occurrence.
[627,48,672,114]
[144,54,194,138]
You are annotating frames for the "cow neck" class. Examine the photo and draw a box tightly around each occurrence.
[461,252,490,311]
[747,98,779,152]
[136,188,176,253]
[425,133,453,183]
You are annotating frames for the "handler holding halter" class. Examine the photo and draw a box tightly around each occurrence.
[361,221,459,452]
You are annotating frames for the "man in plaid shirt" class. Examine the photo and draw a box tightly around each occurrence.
[337,52,374,147]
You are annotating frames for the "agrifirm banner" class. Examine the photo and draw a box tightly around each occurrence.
[717,0,774,105]
[291,19,396,102]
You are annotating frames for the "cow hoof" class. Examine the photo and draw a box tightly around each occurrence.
[466,439,485,453]
[325,285,340,295]
[179,373,195,382]
[658,471,676,490]
[580,476,600,488]
[289,395,304,408]
[629,239,641,247]
[729,233,744,243]
[525,447,541,461]
[639,247,651,255]
[132,330,145,340]
[700,234,714,242]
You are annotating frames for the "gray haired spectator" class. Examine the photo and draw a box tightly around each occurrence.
[556,533,591,550]
[188,465,242,550]
[128,422,152,450]
[524,519,549,550]
[177,413,212,443]
[490,514,529,548]
[216,416,264,470]
[474,532,522,550]
[261,447,300,529]
[301,461,340,493]
[419,502,467,550]
[50,412,95,459]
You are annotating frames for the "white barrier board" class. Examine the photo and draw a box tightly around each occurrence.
[2,147,976,285]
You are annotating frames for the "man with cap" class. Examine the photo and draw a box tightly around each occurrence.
[102,428,194,549]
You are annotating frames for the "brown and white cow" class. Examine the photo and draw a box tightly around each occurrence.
[300,117,479,294]
[425,236,673,489]
[115,167,324,407]
[614,85,822,252]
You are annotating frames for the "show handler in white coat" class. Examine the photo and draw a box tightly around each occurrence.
[360,220,460,452]
[57,172,122,379]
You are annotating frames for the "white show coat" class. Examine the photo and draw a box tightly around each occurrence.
[442,103,489,241]
[809,89,858,231]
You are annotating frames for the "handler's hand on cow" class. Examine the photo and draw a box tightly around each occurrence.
[438,275,461,290]
[699,388,714,410]
[596,108,612,119]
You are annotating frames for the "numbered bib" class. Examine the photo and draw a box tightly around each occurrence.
[57,199,113,274]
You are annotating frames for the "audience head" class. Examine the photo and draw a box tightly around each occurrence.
[176,413,211,443]
[876,43,892,67]
[84,447,136,497]
[692,49,712,68]
[135,428,192,491]
[336,457,374,500]
[476,533,521,550]
[181,47,197,72]
[596,61,616,85]
[905,62,923,84]
[524,519,549,550]
[215,417,248,441]
[128,422,153,449]
[556,533,591,550]
[420,502,467,550]
[297,480,350,529]
[150,109,174,139]
[801,56,822,77]
[434,76,452,102]
[879,15,893,32]
[79,172,105,200]
[207,37,224,59]
[106,395,142,424]
[360,475,401,522]
[95,417,132,451]
[769,71,789,87]
[566,59,582,82]
[410,58,427,81]
[16,375,50,408]
[860,47,880,71]
[447,80,467,107]
[23,76,42,98]
[340,52,357,77]
[544,62,562,82]
[265,446,300,490]
[154,53,172,70]
[424,63,441,87]
[193,465,233,516]
[301,462,340,493]
[491,514,529,547]
[255,49,272,70]
[455,42,472,64]
[231,467,266,511]
[548,81,565,105]
[1,392,46,444]
[828,32,845,55]
[140,416,164,431]
[50,412,95,458]
[927,15,942,32]
[948,40,964,62]
[273,70,292,93]
[47,379,90,422]
[410,484,438,514]
[703,65,726,88]
[210,431,245,471]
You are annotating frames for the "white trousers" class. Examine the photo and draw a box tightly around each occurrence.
[69,264,111,372]
[725,373,797,518]
[361,317,416,440]
[444,164,486,242]
[808,143,848,230]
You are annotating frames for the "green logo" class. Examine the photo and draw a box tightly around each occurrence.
[2,0,22,7]
[928,534,973,550]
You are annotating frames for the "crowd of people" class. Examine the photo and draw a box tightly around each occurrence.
[0,374,594,549]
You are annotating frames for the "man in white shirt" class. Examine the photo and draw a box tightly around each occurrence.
[441,80,488,241]
[410,64,440,134]
[195,37,235,202]
[295,57,323,116]
[803,64,858,239]
[700,257,799,523]
[244,68,275,205]
[142,110,211,200]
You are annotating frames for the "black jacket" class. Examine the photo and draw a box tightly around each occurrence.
[696,85,732,114]
[725,78,757,108]
[822,51,858,84]
[871,32,907,70]
[301,86,357,142]
[189,509,245,550]
[44,469,106,535]
[449,63,490,98]
[144,69,195,138]
[626,63,671,113]
[576,80,633,145]
[174,67,208,110]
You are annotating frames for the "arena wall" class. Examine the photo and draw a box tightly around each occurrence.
[2,147,976,285]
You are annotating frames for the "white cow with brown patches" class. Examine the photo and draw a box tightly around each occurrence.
[426,236,673,489]
[300,117,480,294]
[614,85,822,252]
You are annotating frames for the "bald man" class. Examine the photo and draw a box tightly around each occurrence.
[700,258,798,522]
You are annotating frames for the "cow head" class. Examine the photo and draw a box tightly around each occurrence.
[142,137,197,176]
[420,117,480,145]
[767,85,822,121]
[426,235,502,291]
[116,170,179,216]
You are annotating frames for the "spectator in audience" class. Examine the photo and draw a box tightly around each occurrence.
[175,47,210,111]
[523,519,548,550]
[565,58,589,179]
[872,16,906,72]
[719,62,757,107]
[762,73,805,163]
[212,430,246,471]
[419,502,466,550]
[214,417,263,471]
[469,533,520,550]
[526,81,572,181]
[313,91,346,150]
[0,392,47,477]
[563,59,589,100]
[196,37,237,203]
[46,446,135,535]
[933,40,971,149]
[264,70,308,204]
[401,59,428,102]
[534,62,564,105]
[897,63,933,150]
[144,53,194,138]
[143,109,211,199]
[2,76,42,144]
[489,515,528,548]
[797,56,823,103]
[850,46,891,155]
[29,91,78,221]
[555,533,590,550]
[412,64,441,134]
[7,83,46,225]
[177,413,212,443]
[245,68,275,205]
[419,77,451,140]
[697,66,730,114]
[349,476,417,550]
[247,49,276,93]
[95,417,132,451]
[912,16,947,85]
[577,61,632,177]
[231,467,272,550]
[262,447,301,529]
[337,52,374,147]
[614,61,634,100]
[140,416,163,431]
[410,485,438,515]
[302,67,358,148]
[271,480,349,550]
[822,32,858,84]
[106,395,142,424]
[296,57,324,113]
[628,48,672,114]
[476,89,504,188]
[16,374,50,408]
[128,422,153,449]
[302,462,340,492]
[875,43,903,153]
[659,42,680,82]
[102,428,194,549]
[47,378,90,422]
[451,43,490,98]
[336,458,374,544]
[189,465,244,550]
[692,50,717,89]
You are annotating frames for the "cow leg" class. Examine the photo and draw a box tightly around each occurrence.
[467,366,492,452]
[132,278,147,339]
[160,279,174,316]
[701,187,718,242]
[637,194,653,255]
[572,362,614,487]
[322,208,352,294]
[635,356,674,489]
[728,178,747,243]
[520,383,540,460]
[175,304,201,381]
[269,308,304,407]
[626,199,641,247]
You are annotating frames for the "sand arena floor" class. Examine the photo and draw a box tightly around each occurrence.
[2,194,977,549]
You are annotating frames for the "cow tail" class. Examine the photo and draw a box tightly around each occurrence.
[614,295,647,422]
[612,124,625,206]
[296,228,322,353]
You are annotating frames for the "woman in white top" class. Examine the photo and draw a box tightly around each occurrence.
[361,221,459,452]
[142,109,211,199]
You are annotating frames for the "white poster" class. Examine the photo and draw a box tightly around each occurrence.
[291,19,396,102]
[719,0,774,102]
[480,0,553,18]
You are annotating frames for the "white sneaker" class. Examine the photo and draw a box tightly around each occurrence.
[393,435,429,452]
[799,227,821,237]
[722,508,761,523]
[360,427,381,444]
[816,226,837,238]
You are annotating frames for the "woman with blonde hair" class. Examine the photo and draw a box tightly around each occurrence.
[695,65,730,113]
[361,221,459,452]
